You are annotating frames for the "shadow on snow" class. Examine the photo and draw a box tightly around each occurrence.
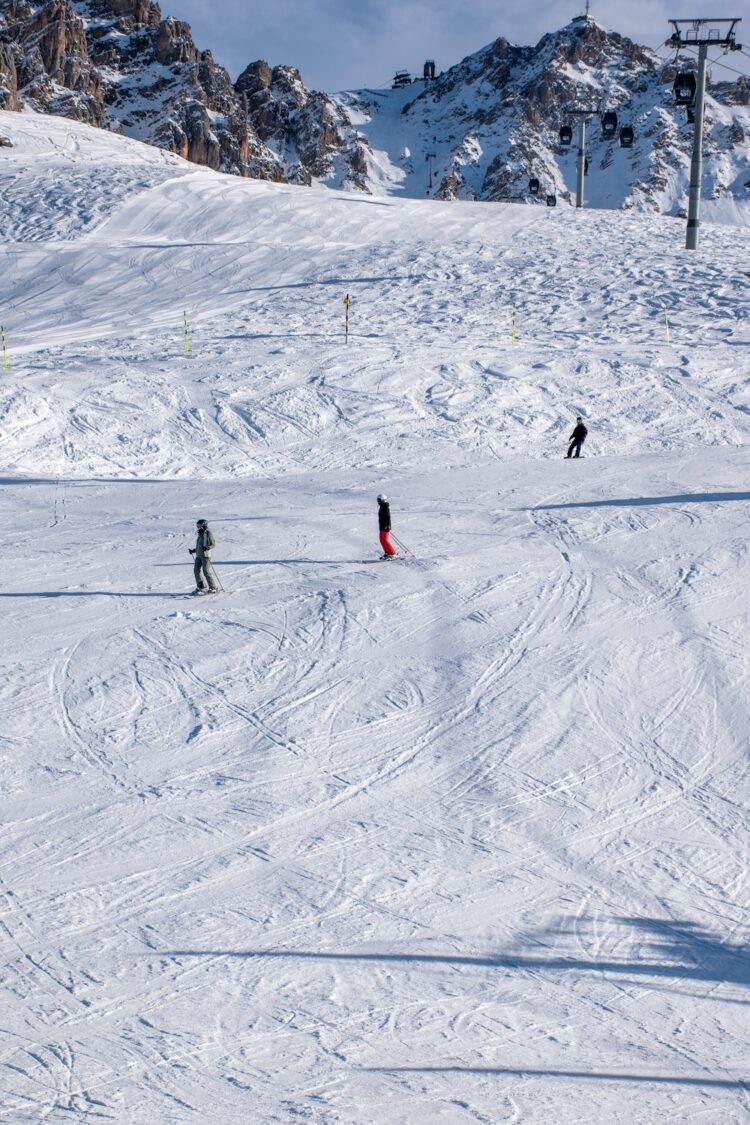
[360,1066,747,1090]
[159,918,750,991]
[0,590,184,598]
[530,491,750,511]
[153,559,368,567]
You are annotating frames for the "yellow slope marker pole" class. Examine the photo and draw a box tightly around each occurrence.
[183,310,190,355]
[1,326,7,372]
[343,293,352,343]
[663,307,671,347]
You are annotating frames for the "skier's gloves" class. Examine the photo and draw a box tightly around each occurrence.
[189,548,196,555]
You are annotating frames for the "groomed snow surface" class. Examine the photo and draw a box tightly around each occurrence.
[1,110,749,1123]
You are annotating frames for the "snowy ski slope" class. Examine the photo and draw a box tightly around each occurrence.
[1,110,749,1123]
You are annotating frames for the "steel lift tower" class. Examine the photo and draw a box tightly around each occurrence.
[666,18,742,250]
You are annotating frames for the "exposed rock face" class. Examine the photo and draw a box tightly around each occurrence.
[714,76,750,107]
[0,0,103,122]
[0,0,262,172]
[0,0,367,183]
[84,0,256,173]
[237,60,368,187]
[0,41,21,108]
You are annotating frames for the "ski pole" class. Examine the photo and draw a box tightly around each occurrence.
[209,559,225,592]
[391,533,415,558]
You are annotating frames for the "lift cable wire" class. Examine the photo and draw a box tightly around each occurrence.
[678,46,750,80]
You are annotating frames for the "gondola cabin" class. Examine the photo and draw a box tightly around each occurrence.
[546,194,557,207]
[559,125,573,146]
[601,111,618,139]
[619,125,634,148]
[673,72,697,106]
[529,177,540,196]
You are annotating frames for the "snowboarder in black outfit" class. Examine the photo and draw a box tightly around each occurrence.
[566,417,588,459]
[377,494,396,557]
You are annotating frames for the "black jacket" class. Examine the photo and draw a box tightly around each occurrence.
[569,422,588,442]
[378,501,391,531]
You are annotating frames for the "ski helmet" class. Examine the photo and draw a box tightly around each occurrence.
[196,518,208,528]
[377,494,387,503]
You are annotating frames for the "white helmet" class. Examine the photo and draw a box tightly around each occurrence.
[377,493,388,502]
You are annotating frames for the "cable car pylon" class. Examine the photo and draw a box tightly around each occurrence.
[561,106,599,208]
[666,17,742,250]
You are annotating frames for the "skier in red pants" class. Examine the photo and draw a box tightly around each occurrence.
[377,494,396,558]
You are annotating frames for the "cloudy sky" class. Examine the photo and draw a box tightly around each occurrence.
[171,1,747,89]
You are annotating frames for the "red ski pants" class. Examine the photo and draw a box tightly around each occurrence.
[379,530,396,556]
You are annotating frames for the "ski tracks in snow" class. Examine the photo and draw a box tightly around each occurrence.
[1,113,750,1121]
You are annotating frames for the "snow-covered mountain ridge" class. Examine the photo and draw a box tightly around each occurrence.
[339,19,750,214]
[1,0,749,213]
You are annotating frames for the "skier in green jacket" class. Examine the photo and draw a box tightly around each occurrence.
[188,518,218,593]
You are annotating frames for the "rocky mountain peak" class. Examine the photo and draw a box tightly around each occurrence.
[540,15,657,75]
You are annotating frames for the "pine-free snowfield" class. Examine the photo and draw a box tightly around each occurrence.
[1,111,749,1123]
